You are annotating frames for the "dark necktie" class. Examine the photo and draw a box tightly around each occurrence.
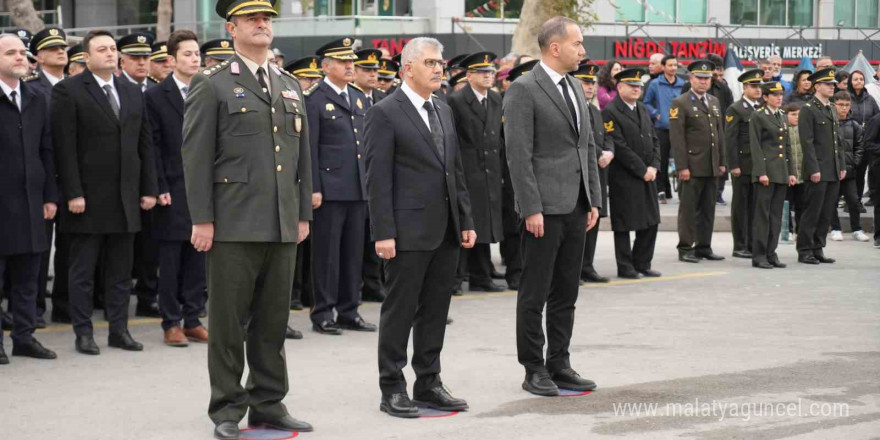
[559,78,578,128]
[367,95,373,106]
[9,90,18,112]
[256,67,270,101]
[102,84,120,118]
[340,90,350,109]
[182,86,189,97]
[423,101,445,160]
[481,97,487,110]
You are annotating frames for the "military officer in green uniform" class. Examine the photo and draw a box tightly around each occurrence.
[725,68,764,259]
[670,60,727,263]
[796,68,846,265]
[749,81,797,269]
[182,1,313,438]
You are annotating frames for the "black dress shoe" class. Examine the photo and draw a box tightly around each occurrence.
[214,421,239,440]
[248,414,313,432]
[752,261,774,269]
[12,339,57,359]
[469,281,505,292]
[380,392,420,418]
[285,326,303,340]
[798,255,820,265]
[768,258,786,268]
[75,335,100,355]
[490,268,505,279]
[289,300,304,310]
[732,250,753,259]
[0,346,8,365]
[551,368,597,391]
[312,320,342,335]
[695,251,725,261]
[638,269,662,277]
[522,372,559,396]
[617,270,641,279]
[815,255,836,264]
[506,281,520,291]
[581,270,610,283]
[679,252,700,263]
[135,301,161,318]
[108,330,143,351]
[446,317,453,325]
[414,385,469,411]
[451,285,464,296]
[337,316,377,332]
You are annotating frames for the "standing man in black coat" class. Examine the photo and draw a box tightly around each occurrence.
[366,37,475,418]
[0,34,59,364]
[448,51,505,293]
[52,30,158,355]
[602,68,663,279]
[145,30,209,347]
[574,61,614,283]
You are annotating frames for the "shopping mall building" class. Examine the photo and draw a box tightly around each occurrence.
[4,0,879,65]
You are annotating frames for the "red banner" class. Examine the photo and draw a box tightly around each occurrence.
[613,37,727,60]
[371,38,412,56]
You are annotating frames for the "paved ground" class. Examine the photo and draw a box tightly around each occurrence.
[2,232,879,440]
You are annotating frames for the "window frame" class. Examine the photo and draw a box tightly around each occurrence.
[615,0,707,24]
[730,0,818,27]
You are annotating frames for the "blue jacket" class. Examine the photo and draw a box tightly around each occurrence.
[644,75,685,130]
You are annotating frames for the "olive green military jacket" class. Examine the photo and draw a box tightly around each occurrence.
[749,107,796,184]
[182,55,313,243]
[725,99,760,175]
[669,90,726,177]
[798,97,845,182]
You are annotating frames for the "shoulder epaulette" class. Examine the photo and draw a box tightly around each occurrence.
[279,68,297,81]
[347,82,364,93]
[202,60,230,78]
[432,92,443,100]
[303,81,320,96]
[21,72,40,82]
[148,75,160,84]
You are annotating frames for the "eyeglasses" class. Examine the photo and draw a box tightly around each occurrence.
[420,58,446,70]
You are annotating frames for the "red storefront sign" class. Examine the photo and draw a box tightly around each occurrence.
[371,37,412,56]
[613,37,727,60]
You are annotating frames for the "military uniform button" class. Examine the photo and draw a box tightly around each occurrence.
[356,140,360,145]
[778,136,783,140]
[354,128,358,133]
[275,146,280,152]
[277,165,282,172]
[332,116,336,120]
[357,154,362,159]
[241,107,247,112]
[778,154,783,158]
[224,178,229,183]
[351,116,354,120]
[779,145,783,149]
[271,108,276,114]
[273,126,278,133]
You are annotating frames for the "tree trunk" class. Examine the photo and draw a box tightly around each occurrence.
[156,0,173,42]
[5,0,45,33]
[511,0,554,58]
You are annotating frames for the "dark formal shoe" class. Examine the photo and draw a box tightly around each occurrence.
[507,281,520,291]
[214,421,239,439]
[337,316,377,332]
[451,285,464,296]
[0,346,8,365]
[696,252,725,261]
[752,261,774,269]
[638,269,662,277]
[75,335,100,355]
[490,268,505,279]
[51,310,71,324]
[248,414,313,432]
[581,270,610,283]
[815,255,836,264]
[35,315,46,329]
[469,281,506,292]
[522,371,559,396]
[380,392,420,418]
[798,255,820,265]
[617,270,641,279]
[446,317,454,325]
[768,258,787,268]
[312,320,342,335]
[289,299,304,310]
[414,385,469,411]
[108,330,144,351]
[134,301,161,318]
[551,368,597,391]
[732,250,753,259]
[12,339,57,359]
[679,252,700,263]
[285,326,303,340]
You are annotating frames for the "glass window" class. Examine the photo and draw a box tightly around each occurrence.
[731,0,759,25]
[760,0,786,25]
[645,0,675,23]
[789,0,813,26]
[465,0,524,18]
[616,1,645,22]
[835,0,856,26]
[857,0,879,27]
[679,0,707,23]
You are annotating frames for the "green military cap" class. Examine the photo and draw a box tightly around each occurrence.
[201,39,235,61]
[67,44,86,64]
[687,59,715,78]
[118,33,154,56]
[30,27,67,54]
[215,0,278,20]
[316,37,358,60]
[809,68,837,84]
[507,59,538,83]
[614,67,646,86]
[354,49,382,69]
[574,61,599,83]
[151,41,168,61]
[738,68,764,84]
[378,58,399,80]
[285,56,323,79]
[761,81,785,95]
[459,51,497,72]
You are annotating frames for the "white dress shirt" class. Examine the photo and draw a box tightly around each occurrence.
[323,78,350,106]
[94,73,120,108]
[744,97,760,109]
[473,87,487,105]
[43,70,63,86]
[121,70,147,93]
[238,53,271,94]
[0,79,22,112]
[540,60,580,130]
[400,81,434,131]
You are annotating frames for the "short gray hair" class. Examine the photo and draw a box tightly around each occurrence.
[400,37,443,66]
[538,16,577,51]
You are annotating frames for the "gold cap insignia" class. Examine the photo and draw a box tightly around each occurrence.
[343,38,351,47]
[484,54,490,63]
[220,41,230,48]
[368,53,377,62]
[309,59,318,69]
[701,64,707,70]
[49,29,59,36]
[17,30,27,38]
[160,45,167,52]
[137,35,146,44]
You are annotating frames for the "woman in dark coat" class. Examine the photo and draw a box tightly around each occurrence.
[848,70,880,201]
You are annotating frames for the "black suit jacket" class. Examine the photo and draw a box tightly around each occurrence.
[0,81,58,255]
[365,87,474,251]
[145,75,194,241]
[52,69,158,234]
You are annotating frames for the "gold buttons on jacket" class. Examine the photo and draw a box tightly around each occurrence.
[778,136,783,140]
[357,154,362,159]
[224,177,229,183]
[241,107,247,112]
[271,108,276,114]
[354,128,358,133]
[779,145,783,149]
[275,146,280,152]
[277,165,282,172]
[273,126,278,133]
[778,154,783,158]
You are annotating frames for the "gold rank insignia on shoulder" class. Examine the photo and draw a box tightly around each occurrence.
[326,103,335,112]
[805,103,811,107]
[604,121,614,132]
[356,98,363,110]
[303,82,320,96]
[726,115,734,123]
[669,107,679,119]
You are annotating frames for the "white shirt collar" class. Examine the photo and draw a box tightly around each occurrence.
[43,70,63,86]
[623,99,637,111]
[172,73,191,96]
[401,81,432,111]
[0,79,21,106]
[121,70,144,87]
[94,72,116,90]
[472,86,487,102]
[237,52,271,93]
[539,60,566,86]
[691,89,707,101]
[744,97,760,108]
[323,78,348,96]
